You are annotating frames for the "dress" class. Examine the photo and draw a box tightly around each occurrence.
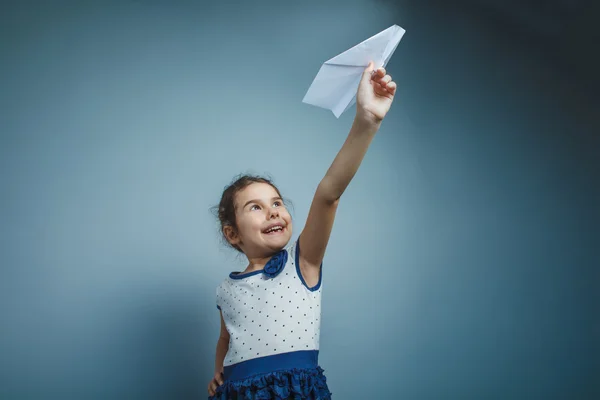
[209,239,332,399]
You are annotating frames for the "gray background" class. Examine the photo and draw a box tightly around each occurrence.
[1,0,598,398]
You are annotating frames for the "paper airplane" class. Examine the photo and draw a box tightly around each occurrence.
[302,24,405,118]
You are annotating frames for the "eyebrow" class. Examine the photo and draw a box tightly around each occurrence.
[242,197,283,210]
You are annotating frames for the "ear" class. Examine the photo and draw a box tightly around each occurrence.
[223,225,241,246]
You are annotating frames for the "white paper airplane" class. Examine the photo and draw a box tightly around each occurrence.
[302,24,406,118]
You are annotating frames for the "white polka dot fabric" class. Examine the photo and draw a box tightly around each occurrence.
[216,240,322,367]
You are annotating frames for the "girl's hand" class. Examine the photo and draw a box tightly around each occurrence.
[355,61,397,125]
[207,371,224,397]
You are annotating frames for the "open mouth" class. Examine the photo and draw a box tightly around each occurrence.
[263,225,285,235]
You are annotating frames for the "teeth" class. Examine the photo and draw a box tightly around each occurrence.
[266,226,283,233]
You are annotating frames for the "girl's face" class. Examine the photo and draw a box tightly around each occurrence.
[227,182,292,257]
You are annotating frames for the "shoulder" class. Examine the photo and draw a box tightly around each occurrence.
[286,239,299,259]
[216,277,232,294]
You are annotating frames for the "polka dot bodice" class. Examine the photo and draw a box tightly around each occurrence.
[216,240,322,367]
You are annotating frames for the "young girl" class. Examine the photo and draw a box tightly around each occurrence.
[208,61,397,399]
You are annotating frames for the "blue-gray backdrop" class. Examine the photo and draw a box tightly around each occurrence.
[1,0,598,398]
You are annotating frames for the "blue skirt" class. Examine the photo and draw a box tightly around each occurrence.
[209,351,332,399]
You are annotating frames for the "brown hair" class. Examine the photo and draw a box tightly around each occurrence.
[212,174,291,252]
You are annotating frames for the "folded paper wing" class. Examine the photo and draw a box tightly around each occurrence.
[302,24,405,118]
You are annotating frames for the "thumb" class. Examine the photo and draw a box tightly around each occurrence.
[362,61,375,80]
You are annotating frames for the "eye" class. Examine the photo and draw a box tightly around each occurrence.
[273,200,282,207]
[250,204,261,211]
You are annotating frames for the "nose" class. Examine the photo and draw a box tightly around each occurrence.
[268,206,280,219]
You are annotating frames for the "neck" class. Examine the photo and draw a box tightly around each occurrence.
[242,249,282,273]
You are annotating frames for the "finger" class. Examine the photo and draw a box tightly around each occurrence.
[371,67,385,79]
[362,61,375,82]
[386,81,397,94]
[369,67,384,82]
[377,74,392,85]
[373,81,390,97]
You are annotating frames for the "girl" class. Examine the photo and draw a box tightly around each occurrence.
[208,61,397,399]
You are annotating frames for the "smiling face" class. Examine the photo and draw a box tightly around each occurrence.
[224,182,293,258]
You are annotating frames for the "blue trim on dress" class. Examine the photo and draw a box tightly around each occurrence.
[223,350,319,381]
[217,305,221,310]
[295,239,323,291]
[229,269,264,280]
[228,248,287,280]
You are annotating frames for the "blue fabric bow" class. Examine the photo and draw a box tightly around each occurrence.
[263,249,288,278]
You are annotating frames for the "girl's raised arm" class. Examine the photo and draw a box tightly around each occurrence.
[298,62,397,275]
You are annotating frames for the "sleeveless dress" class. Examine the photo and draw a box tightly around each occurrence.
[209,240,332,399]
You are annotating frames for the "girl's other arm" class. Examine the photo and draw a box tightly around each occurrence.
[299,62,397,271]
[208,312,229,396]
[214,311,229,374]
